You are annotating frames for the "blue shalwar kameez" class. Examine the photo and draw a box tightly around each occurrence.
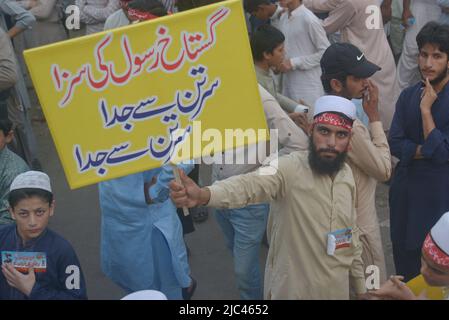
[389,81,449,281]
[99,164,193,299]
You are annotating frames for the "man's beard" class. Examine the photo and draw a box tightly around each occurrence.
[420,67,449,86]
[308,138,348,176]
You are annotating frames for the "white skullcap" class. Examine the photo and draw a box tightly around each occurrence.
[431,212,449,255]
[313,95,356,120]
[10,171,52,193]
[121,290,167,300]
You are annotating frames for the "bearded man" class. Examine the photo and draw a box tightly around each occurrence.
[389,22,449,282]
[169,95,367,299]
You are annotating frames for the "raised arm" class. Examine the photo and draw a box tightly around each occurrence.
[0,0,36,37]
[82,0,120,22]
[29,0,58,20]
[170,157,289,209]
[348,81,391,181]
[419,78,449,164]
[289,16,330,70]
[303,0,339,13]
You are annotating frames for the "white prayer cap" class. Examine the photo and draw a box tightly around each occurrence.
[121,290,167,300]
[313,95,356,120]
[431,212,449,255]
[10,171,52,193]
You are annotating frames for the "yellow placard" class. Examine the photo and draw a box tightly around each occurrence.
[407,275,445,300]
[24,0,268,189]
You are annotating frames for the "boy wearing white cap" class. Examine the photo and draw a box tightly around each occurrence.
[169,96,367,299]
[0,171,87,299]
[371,211,449,300]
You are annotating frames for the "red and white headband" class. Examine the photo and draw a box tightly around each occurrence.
[127,8,161,21]
[423,233,449,269]
[313,112,353,131]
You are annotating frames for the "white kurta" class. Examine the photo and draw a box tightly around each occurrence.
[304,0,399,130]
[104,9,129,30]
[278,5,329,116]
[396,0,442,92]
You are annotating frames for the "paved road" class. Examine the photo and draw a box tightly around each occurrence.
[29,104,395,300]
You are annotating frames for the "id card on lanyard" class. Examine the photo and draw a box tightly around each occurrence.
[327,228,352,256]
[1,251,47,273]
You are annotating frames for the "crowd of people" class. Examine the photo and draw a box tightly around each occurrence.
[0,0,449,300]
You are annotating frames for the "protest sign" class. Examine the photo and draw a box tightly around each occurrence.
[24,0,268,189]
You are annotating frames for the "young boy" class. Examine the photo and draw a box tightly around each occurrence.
[243,0,285,29]
[276,0,330,116]
[251,24,309,114]
[0,171,87,299]
[0,119,29,224]
[371,211,449,300]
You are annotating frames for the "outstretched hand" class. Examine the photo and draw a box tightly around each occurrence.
[369,275,418,300]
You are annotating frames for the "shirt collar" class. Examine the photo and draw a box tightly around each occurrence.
[289,4,304,18]
[254,64,270,77]
[14,226,48,250]
[272,4,284,20]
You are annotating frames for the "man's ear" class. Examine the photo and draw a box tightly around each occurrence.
[346,131,355,152]
[308,123,314,137]
[330,79,343,93]
[5,130,14,144]
[262,51,272,61]
[49,200,56,217]
[9,207,16,221]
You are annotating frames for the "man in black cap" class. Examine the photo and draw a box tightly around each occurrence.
[320,42,392,286]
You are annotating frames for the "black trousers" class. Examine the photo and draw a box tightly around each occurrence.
[176,164,200,235]
[392,243,422,282]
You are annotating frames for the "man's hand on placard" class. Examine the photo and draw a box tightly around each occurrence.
[169,170,204,208]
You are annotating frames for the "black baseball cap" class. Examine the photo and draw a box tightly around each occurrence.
[320,43,381,78]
